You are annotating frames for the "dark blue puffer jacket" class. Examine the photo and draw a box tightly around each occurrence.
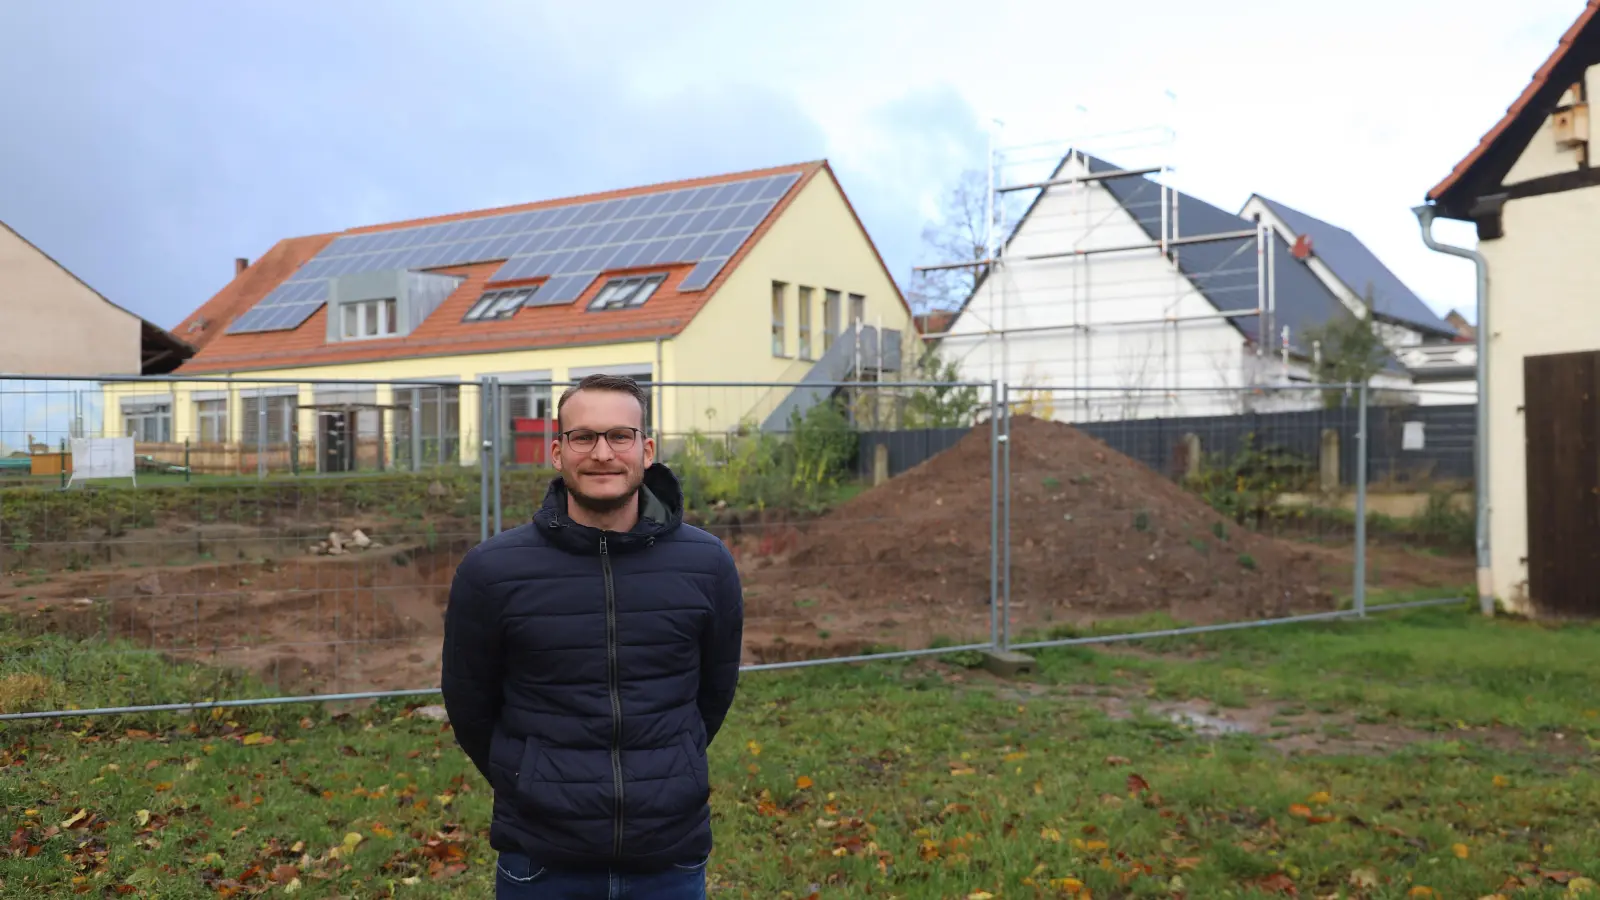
[440,463,744,871]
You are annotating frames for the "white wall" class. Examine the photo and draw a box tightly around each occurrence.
[946,160,1272,421]
[1479,182,1600,614]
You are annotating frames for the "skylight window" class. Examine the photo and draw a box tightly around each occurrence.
[588,274,666,311]
[464,286,540,321]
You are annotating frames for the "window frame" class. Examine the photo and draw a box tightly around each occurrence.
[195,398,229,444]
[464,285,541,322]
[771,281,787,357]
[823,289,841,353]
[587,273,667,311]
[797,286,814,360]
[339,297,398,339]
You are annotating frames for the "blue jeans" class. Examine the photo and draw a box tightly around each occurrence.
[495,851,707,899]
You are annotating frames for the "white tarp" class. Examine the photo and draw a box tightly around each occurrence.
[68,437,137,486]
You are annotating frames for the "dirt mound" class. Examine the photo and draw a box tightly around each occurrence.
[741,416,1338,647]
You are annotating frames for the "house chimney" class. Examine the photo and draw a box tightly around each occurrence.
[235,257,249,276]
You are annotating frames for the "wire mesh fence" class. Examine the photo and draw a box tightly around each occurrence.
[0,374,490,719]
[0,375,1004,718]
[995,381,1472,653]
[0,373,1472,721]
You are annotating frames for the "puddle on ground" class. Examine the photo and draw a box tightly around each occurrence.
[1102,698,1260,737]
[1163,708,1253,737]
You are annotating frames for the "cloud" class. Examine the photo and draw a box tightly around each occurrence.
[0,2,829,331]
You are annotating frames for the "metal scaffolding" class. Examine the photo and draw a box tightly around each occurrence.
[915,120,1285,421]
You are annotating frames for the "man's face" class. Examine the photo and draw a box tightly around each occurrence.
[552,388,655,513]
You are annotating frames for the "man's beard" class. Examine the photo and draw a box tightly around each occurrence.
[566,472,643,515]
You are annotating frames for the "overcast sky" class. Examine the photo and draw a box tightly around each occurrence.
[0,0,1586,336]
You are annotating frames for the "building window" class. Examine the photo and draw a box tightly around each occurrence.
[823,289,841,352]
[242,394,297,446]
[771,281,787,357]
[394,385,461,467]
[465,286,540,321]
[195,399,229,444]
[849,293,866,327]
[589,274,666,311]
[121,399,172,443]
[797,286,814,360]
[340,297,398,339]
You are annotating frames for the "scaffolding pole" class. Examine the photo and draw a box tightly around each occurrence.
[914,228,1260,273]
[997,165,1166,193]
[920,308,1264,342]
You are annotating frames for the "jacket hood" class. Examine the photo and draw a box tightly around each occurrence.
[533,462,686,554]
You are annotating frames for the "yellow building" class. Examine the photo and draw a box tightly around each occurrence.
[102,161,917,473]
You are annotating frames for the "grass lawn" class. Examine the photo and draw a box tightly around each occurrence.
[4,595,1598,898]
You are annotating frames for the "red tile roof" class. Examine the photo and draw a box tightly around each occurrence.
[1428,0,1600,204]
[177,161,833,374]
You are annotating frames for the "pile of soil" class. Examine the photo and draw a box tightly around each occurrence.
[739,416,1338,652]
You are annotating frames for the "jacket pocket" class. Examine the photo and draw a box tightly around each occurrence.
[516,735,546,796]
[681,732,709,797]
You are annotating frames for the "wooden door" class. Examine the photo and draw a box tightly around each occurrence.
[1523,350,1600,615]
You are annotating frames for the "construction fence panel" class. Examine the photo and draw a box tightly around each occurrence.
[996,382,1467,654]
[491,379,1005,671]
[0,374,489,720]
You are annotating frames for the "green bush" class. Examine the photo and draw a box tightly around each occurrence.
[670,397,859,514]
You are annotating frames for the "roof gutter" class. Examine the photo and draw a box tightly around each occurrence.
[1411,203,1492,617]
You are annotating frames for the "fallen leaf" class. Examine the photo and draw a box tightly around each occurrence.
[133,810,150,828]
[60,809,89,829]
[1492,775,1509,788]
[1453,842,1470,859]
[966,892,995,900]
[1571,879,1598,896]
[796,776,814,790]
[241,732,268,746]
[1408,888,1437,898]
[153,782,173,792]
[1306,791,1331,805]
[746,741,762,756]
[1349,868,1379,889]
[1127,773,1150,795]
[1104,755,1130,766]
[1255,872,1297,895]
[1040,827,1062,842]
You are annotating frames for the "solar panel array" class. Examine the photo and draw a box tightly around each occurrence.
[227,171,803,334]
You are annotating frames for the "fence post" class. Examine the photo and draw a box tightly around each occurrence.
[184,438,191,484]
[1002,382,1013,652]
[989,381,1001,652]
[256,387,267,480]
[492,378,504,536]
[1353,381,1369,617]
[479,378,492,545]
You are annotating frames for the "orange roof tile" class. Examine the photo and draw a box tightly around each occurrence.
[177,161,841,374]
[1428,0,1600,204]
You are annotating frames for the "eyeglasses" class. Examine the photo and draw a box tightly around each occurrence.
[559,427,644,453]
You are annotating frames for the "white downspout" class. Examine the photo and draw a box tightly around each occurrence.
[1412,203,1492,616]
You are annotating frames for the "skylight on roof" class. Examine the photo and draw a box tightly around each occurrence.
[464,286,540,322]
[588,274,665,311]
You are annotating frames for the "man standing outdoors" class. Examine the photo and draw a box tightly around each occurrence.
[442,374,745,898]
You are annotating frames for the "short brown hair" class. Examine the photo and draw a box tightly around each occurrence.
[556,374,651,432]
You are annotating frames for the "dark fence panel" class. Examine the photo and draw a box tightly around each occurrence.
[855,428,969,479]
[856,404,1475,487]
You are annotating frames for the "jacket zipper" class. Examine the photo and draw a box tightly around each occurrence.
[600,534,624,859]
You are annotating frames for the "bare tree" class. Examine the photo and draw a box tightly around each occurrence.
[911,169,992,315]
